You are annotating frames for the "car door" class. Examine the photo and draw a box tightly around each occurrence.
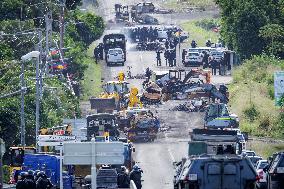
[205,163,222,189]
[222,163,241,189]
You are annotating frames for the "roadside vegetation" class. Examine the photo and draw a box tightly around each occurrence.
[0,0,104,147]
[181,19,220,46]
[229,55,284,138]
[216,0,284,154]
[163,0,216,11]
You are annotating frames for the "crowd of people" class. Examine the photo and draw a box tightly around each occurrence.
[117,164,143,189]
[16,170,53,189]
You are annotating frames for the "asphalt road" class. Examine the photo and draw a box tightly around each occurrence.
[84,1,231,188]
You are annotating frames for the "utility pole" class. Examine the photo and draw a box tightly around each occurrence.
[59,0,65,56]
[0,138,5,189]
[20,60,26,147]
[35,30,42,151]
[45,11,53,57]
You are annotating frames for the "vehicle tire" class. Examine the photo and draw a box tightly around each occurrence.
[122,62,125,66]
[106,61,110,66]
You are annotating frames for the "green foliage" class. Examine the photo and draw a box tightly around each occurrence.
[195,19,219,31]
[243,104,260,122]
[66,11,105,47]
[217,0,284,59]
[229,55,284,138]
[181,20,219,46]
[259,24,284,57]
[3,165,10,183]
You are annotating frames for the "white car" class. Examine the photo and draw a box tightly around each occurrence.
[184,52,203,66]
[106,48,125,66]
[255,160,269,189]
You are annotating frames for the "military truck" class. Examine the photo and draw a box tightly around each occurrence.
[265,151,284,189]
[173,129,256,189]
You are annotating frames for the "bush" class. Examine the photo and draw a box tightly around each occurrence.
[243,104,260,122]
[195,19,219,31]
[3,165,10,183]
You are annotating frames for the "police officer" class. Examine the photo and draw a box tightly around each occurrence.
[202,51,209,69]
[191,40,197,48]
[36,172,53,189]
[206,39,212,47]
[156,50,162,66]
[16,172,27,189]
[182,49,187,64]
[98,43,104,60]
[130,164,143,189]
[210,57,218,75]
[25,170,36,189]
[117,166,130,188]
[165,40,169,49]
[164,49,169,66]
[94,47,99,64]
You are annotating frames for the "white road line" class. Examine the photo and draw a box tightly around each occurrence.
[165,132,175,162]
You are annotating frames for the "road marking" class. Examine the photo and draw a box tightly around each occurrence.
[165,132,175,162]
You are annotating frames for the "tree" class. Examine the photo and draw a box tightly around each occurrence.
[217,0,284,59]
[259,24,284,57]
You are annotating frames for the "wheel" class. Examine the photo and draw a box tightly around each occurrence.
[122,62,125,66]
[106,61,110,66]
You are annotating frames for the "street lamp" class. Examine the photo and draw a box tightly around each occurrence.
[21,51,40,148]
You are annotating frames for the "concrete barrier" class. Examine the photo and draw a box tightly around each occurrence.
[130,180,137,189]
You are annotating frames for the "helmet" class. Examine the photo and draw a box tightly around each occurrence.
[20,172,28,178]
[34,170,40,176]
[27,170,34,176]
[133,164,139,171]
[37,171,45,178]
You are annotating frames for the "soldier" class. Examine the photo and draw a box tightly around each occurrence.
[98,43,104,60]
[164,49,169,66]
[16,172,27,189]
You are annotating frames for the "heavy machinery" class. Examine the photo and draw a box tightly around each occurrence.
[115,4,129,22]
[117,107,160,142]
[8,146,36,178]
[103,34,126,62]
[131,2,155,14]
[89,80,130,112]
[86,113,119,141]
[204,103,239,129]
[173,129,256,189]
[86,113,135,170]
[141,80,162,104]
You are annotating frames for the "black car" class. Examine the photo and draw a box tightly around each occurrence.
[265,152,284,189]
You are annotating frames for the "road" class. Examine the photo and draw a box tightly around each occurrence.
[83,0,230,188]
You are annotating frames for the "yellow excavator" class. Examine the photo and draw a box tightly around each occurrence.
[90,72,132,112]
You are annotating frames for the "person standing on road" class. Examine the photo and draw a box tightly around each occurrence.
[130,164,143,189]
[182,49,187,64]
[25,170,36,189]
[191,40,197,48]
[94,47,99,64]
[210,57,218,75]
[156,50,162,66]
[165,40,169,49]
[117,166,130,188]
[202,51,209,69]
[16,172,27,189]
[98,43,104,60]
[36,172,53,189]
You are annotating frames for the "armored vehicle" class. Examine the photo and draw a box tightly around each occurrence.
[174,129,256,189]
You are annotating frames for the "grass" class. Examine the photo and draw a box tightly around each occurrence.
[229,55,284,138]
[181,20,220,46]
[81,41,103,100]
[248,140,284,159]
[163,0,216,10]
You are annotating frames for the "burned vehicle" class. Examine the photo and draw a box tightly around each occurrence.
[116,108,160,142]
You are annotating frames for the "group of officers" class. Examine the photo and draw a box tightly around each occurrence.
[156,38,179,67]
[16,170,53,189]
[117,164,143,189]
